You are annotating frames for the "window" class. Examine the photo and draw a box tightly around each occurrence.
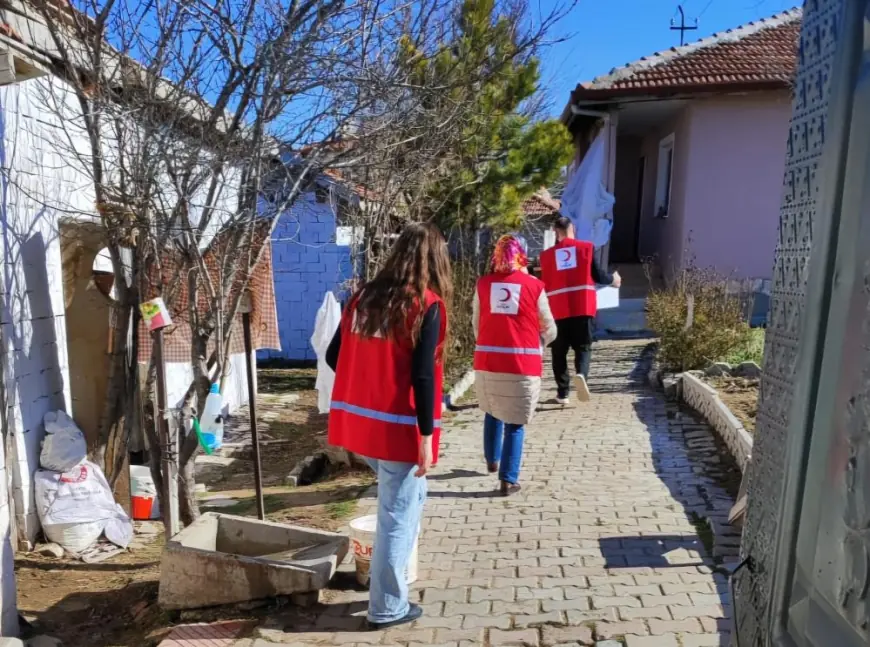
[655,134,675,218]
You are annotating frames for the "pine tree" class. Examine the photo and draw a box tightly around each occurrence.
[397,0,573,232]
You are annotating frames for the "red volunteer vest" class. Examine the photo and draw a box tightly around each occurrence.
[540,239,597,320]
[474,271,545,376]
[328,290,446,465]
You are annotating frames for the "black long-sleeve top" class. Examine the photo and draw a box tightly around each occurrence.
[591,255,614,286]
[325,303,440,436]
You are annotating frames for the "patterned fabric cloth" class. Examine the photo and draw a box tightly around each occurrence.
[490,234,529,274]
[137,226,280,363]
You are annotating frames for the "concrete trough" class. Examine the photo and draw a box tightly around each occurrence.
[158,512,349,610]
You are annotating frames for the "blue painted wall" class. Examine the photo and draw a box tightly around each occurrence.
[261,191,355,362]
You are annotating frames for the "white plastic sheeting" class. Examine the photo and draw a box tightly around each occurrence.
[311,292,342,414]
[560,131,615,248]
[35,461,133,553]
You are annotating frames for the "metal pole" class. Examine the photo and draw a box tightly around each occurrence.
[242,311,265,520]
[153,328,180,537]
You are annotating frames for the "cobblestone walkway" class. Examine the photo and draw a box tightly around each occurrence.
[246,340,736,647]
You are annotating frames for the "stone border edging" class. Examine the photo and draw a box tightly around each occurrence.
[680,372,754,472]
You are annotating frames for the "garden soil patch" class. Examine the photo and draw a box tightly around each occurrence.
[15,367,372,647]
[707,376,759,433]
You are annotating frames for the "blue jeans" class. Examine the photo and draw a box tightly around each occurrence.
[483,413,525,484]
[363,457,426,624]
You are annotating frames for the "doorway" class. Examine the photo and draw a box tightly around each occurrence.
[609,136,643,264]
[633,155,646,262]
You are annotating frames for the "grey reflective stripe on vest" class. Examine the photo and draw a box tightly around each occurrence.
[546,285,596,297]
[474,345,543,356]
[332,401,442,428]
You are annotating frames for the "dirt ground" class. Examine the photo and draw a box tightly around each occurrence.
[14,367,373,647]
[706,376,759,433]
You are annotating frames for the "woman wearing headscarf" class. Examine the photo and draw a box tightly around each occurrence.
[473,234,557,496]
[326,223,451,629]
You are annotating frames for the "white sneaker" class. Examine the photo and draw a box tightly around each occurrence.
[555,396,570,406]
[575,375,591,402]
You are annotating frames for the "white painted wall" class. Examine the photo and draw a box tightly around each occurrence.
[1,74,80,552]
[0,72,86,636]
[0,425,17,636]
[0,68,251,635]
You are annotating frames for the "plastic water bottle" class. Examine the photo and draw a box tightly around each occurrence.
[199,383,224,452]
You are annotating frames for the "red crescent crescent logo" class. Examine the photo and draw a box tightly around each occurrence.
[499,288,512,302]
[559,249,572,263]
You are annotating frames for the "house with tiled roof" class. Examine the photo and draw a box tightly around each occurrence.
[561,8,801,288]
[519,189,561,261]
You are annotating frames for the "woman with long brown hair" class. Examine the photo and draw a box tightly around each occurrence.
[326,223,451,629]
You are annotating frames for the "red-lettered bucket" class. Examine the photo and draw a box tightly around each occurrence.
[349,515,418,587]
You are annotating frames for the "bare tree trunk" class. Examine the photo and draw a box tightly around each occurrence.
[96,299,133,485]
[178,456,198,526]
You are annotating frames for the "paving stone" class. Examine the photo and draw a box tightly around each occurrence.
[681,635,731,646]
[462,614,512,630]
[594,621,648,639]
[424,588,469,603]
[541,625,594,646]
[469,587,515,602]
[513,612,565,628]
[700,617,731,633]
[542,598,591,613]
[243,342,734,646]
[444,601,491,616]
[565,608,619,625]
[648,618,704,634]
[625,635,679,647]
[489,628,541,646]
[433,628,485,643]
[670,605,728,620]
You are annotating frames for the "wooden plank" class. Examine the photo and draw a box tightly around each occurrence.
[729,469,750,525]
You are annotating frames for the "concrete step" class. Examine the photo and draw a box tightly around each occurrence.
[596,298,649,334]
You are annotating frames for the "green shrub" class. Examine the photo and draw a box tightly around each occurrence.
[723,327,765,366]
[646,265,752,372]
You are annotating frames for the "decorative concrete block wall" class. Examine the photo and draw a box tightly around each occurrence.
[264,192,354,362]
[0,425,17,637]
[681,373,754,472]
[0,74,88,635]
[1,77,82,555]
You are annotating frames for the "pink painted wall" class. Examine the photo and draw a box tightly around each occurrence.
[681,93,792,279]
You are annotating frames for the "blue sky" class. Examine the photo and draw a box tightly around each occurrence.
[538,0,799,116]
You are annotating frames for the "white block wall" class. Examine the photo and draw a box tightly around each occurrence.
[0,74,92,635]
[0,71,247,636]
[0,431,17,637]
[1,74,86,541]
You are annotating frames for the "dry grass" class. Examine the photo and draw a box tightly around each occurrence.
[444,256,479,385]
[646,264,753,372]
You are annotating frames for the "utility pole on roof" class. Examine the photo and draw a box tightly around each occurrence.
[670,5,698,46]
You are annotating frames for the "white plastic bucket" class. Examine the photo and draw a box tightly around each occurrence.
[130,465,160,520]
[349,514,418,587]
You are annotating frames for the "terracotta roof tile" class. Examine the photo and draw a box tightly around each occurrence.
[522,191,561,217]
[569,8,801,102]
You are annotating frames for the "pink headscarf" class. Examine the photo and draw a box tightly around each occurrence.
[490,234,529,274]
